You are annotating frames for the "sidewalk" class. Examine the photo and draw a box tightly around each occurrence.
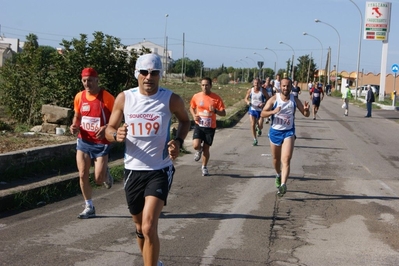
[355,96,398,110]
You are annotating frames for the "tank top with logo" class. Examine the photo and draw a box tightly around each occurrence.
[123,87,173,170]
[271,93,296,131]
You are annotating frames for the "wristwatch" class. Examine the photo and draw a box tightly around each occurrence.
[113,132,117,141]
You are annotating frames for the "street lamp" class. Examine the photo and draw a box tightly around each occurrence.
[240,59,250,82]
[303,32,323,83]
[279,41,295,80]
[253,52,265,62]
[349,0,363,100]
[265,47,278,75]
[246,56,257,79]
[163,14,169,80]
[245,56,257,67]
[315,19,341,92]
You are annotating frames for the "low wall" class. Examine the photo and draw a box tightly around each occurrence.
[0,142,77,181]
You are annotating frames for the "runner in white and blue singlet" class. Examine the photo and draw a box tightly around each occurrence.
[245,78,269,146]
[261,78,310,197]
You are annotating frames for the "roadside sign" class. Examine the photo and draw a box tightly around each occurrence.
[392,64,399,73]
[364,2,391,41]
[257,61,264,69]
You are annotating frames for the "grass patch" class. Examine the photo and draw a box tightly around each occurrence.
[331,90,398,109]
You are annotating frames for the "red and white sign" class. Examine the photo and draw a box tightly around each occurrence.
[364,2,391,41]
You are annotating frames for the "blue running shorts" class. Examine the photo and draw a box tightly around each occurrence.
[76,138,110,159]
[268,127,296,146]
[248,109,261,119]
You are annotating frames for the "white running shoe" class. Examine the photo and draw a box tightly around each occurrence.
[202,167,209,176]
[194,149,202,161]
[78,205,96,219]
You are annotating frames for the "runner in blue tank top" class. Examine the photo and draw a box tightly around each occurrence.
[310,83,324,120]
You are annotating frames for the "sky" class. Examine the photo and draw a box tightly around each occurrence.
[2,0,399,74]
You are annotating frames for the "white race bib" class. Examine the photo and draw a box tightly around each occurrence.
[199,116,212,127]
[273,113,293,127]
[127,112,163,137]
[81,116,101,132]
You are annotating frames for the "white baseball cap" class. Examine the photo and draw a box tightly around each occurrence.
[134,54,163,79]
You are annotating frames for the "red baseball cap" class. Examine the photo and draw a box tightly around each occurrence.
[81,68,98,77]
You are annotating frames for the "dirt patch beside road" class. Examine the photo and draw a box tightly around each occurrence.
[0,131,76,154]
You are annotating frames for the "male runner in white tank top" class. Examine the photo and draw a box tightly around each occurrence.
[106,54,190,266]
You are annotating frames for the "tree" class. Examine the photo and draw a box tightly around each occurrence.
[0,34,55,124]
[295,55,316,83]
[217,73,230,85]
[169,58,204,78]
[25,34,39,49]
[0,31,144,125]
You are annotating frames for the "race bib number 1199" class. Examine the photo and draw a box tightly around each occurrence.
[127,112,163,137]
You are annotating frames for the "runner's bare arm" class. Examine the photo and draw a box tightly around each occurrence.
[105,92,127,142]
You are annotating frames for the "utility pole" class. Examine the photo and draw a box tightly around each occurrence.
[181,33,185,82]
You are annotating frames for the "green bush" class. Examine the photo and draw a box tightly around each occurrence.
[217,73,230,85]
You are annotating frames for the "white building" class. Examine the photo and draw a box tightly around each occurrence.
[0,37,25,67]
[0,37,23,53]
[0,43,13,67]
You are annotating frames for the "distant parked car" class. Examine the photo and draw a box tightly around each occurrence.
[351,84,379,97]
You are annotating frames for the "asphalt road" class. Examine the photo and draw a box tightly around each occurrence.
[1,95,399,266]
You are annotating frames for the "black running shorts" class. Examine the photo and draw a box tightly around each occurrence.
[192,124,216,146]
[124,165,175,215]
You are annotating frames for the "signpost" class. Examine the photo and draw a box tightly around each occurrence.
[392,63,398,106]
[364,2,392,101]
[364,2,391,41]
[257,61,264,80]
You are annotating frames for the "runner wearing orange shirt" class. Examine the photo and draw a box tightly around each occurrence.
[70,67,115,219]
[189,77,226,176]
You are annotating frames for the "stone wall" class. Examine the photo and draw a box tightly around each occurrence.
[0,142,76,180]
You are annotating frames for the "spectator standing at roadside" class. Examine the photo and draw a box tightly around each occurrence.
[190,77,226,176]
[70,67,115,219]
[310,83,324,120]
[245,78,268,146]
[365,84,375,117]
[341,84,352,116]
[261,78,310,197]
[291,80,301,98]
[105,54,190,266]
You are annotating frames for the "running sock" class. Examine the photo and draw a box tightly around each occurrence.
[85,199,93,207]
[202,165,207,169]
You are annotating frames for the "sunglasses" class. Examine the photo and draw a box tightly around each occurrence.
[139,70,160,76]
